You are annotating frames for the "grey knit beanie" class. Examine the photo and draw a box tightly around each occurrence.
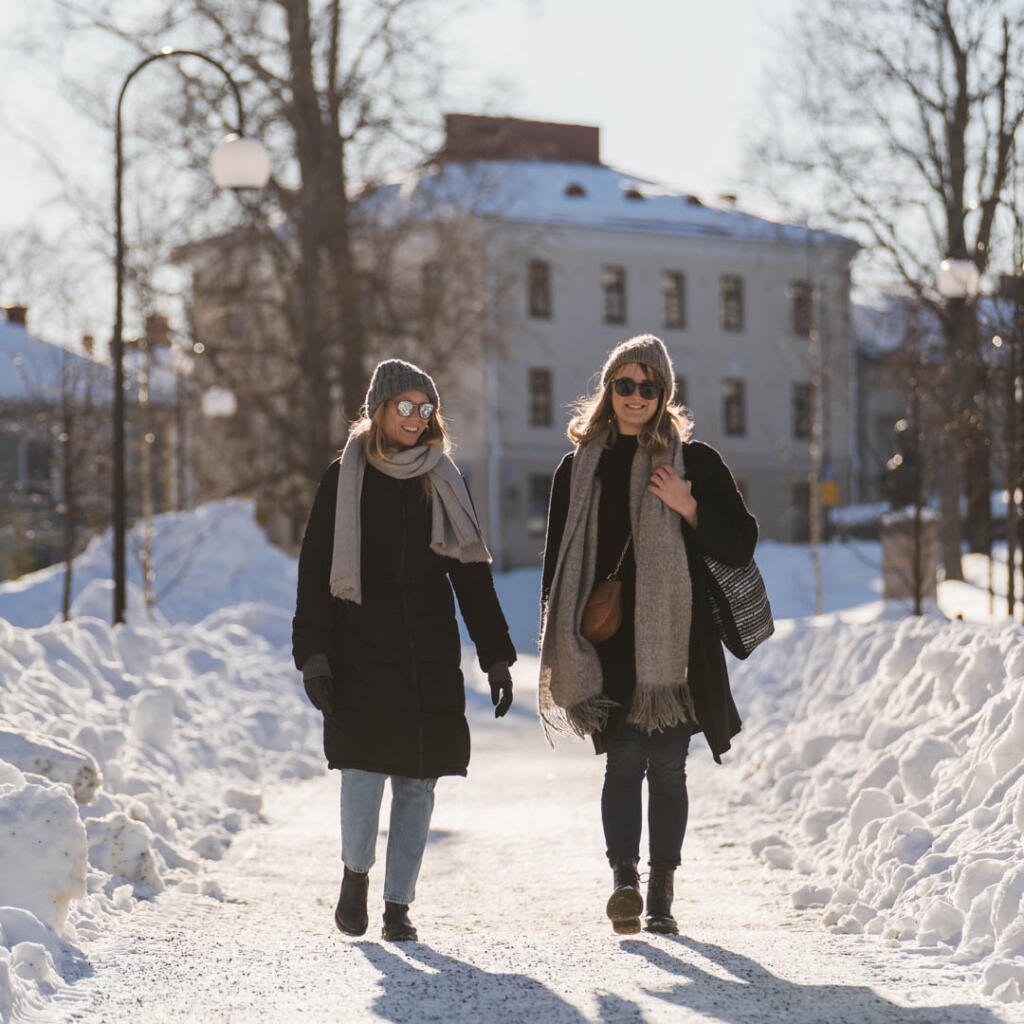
[364,358,439,416]
[601,334,675,401]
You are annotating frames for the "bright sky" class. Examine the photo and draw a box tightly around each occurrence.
[0,0,797,233]
[443,0,795,200]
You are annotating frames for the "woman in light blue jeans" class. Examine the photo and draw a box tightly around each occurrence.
[339,771,436,909]
[293,359,516,941]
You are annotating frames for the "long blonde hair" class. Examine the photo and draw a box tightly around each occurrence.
[567,363,693,451]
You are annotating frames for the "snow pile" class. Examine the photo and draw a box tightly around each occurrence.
[0,503,320,1021]
[0,498,297,630]
[729,617,1024,1003]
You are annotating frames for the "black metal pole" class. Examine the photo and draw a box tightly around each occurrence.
[111,48,248,624]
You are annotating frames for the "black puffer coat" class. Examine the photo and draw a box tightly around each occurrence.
[292,459,516,779]
[541,439,757,763]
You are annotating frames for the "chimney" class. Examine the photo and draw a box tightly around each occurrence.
[439,114,601,165]
[3,305,28,327]
[81,334,95,356]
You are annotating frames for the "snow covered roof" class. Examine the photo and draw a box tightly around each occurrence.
[0,321,108,404]
[0,322,184,406]
[366,159,856,249]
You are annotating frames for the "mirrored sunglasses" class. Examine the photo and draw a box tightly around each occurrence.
[394,399,435,420]
[612,378,662,400]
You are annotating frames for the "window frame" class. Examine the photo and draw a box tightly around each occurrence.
[722,377,747,436]
[661,270,687,330]
[528,259,552,320]
[791,280,813,337]
[720,273,745,332]
[602,265,627,325]
[792,382,812,440]
[528,367,553,428]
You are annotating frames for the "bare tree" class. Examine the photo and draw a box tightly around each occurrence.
[753,0,1024,579]
[40,0,457,545]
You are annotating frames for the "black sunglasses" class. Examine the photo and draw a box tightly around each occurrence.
[393,399,435,420]
[612,378,662,400]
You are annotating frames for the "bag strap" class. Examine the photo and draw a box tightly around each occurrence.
[606,533,632,580]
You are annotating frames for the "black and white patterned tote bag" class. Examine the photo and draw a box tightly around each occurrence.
[701,554,775,659]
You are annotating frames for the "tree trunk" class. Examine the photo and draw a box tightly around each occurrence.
[283,0,338,479]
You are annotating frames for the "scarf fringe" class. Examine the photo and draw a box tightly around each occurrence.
[625,686,693,733]
[540,693,620,743]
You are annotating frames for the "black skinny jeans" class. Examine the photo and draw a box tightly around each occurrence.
[601,720,694,869]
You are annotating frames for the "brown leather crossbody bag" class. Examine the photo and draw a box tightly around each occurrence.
[580,534,633,644]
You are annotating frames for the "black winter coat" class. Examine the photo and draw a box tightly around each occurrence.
[541,439,757,763]
[292,460,516,779]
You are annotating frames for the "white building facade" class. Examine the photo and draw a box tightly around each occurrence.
[380,117,860,567]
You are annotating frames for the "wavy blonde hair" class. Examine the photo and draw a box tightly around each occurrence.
[567,363,693,451]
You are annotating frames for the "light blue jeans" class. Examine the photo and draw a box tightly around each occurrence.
[340,769,436,905]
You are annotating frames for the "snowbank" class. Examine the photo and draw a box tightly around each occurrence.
[0,503,321,1020]
[729,617,1024,1003]
[0,499,297,630]
[4,499,1024,1014]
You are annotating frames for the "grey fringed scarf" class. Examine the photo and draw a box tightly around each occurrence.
[539,429,694,737]
[329,425,490,604]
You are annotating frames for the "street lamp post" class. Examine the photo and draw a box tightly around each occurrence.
[935,255,983,588]
[111,48,270,624]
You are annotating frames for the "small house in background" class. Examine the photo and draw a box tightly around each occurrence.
[0,306,184,581]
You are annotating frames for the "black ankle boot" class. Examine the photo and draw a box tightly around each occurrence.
[644,865,678,934]
[334,866,369,936]
[606,860,643,934]
[382,901,418,942]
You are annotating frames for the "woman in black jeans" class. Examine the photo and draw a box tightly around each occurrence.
[539,334,757,935]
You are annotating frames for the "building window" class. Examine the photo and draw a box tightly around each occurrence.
[528,473,552,519]
[528,368,553,427]
[527,473,552,535]
[602,266,627,324]
[674,375,687,406]
[791,482,810,542]
[0,434,18,483]
[791,280,812,337]
[793,382,812,440]
[662,271,686,329]
[528,260,552,319]
[721,274,744,331]
[722,378,746,436]
[421,261,442,319]
[24,438,51,488]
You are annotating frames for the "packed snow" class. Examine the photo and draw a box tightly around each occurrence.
[0,502,320,1021]
[729,617,1024,1003]
[0,500,1023,1019]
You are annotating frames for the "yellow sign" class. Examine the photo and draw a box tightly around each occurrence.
[821,481,839,507]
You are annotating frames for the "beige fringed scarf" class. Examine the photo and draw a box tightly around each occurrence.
[329,424,490,604]
[539,429,694,737]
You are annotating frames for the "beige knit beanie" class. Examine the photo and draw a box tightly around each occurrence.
[601,334,675,402]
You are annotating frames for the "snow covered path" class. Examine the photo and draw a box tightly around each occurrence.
[52,698,1023,1024]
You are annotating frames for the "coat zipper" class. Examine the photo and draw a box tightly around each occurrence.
[399,484,425,778]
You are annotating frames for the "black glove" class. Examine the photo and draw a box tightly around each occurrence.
[487,661,513,718]
[303,676,333,716]
[301,654,334,716]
